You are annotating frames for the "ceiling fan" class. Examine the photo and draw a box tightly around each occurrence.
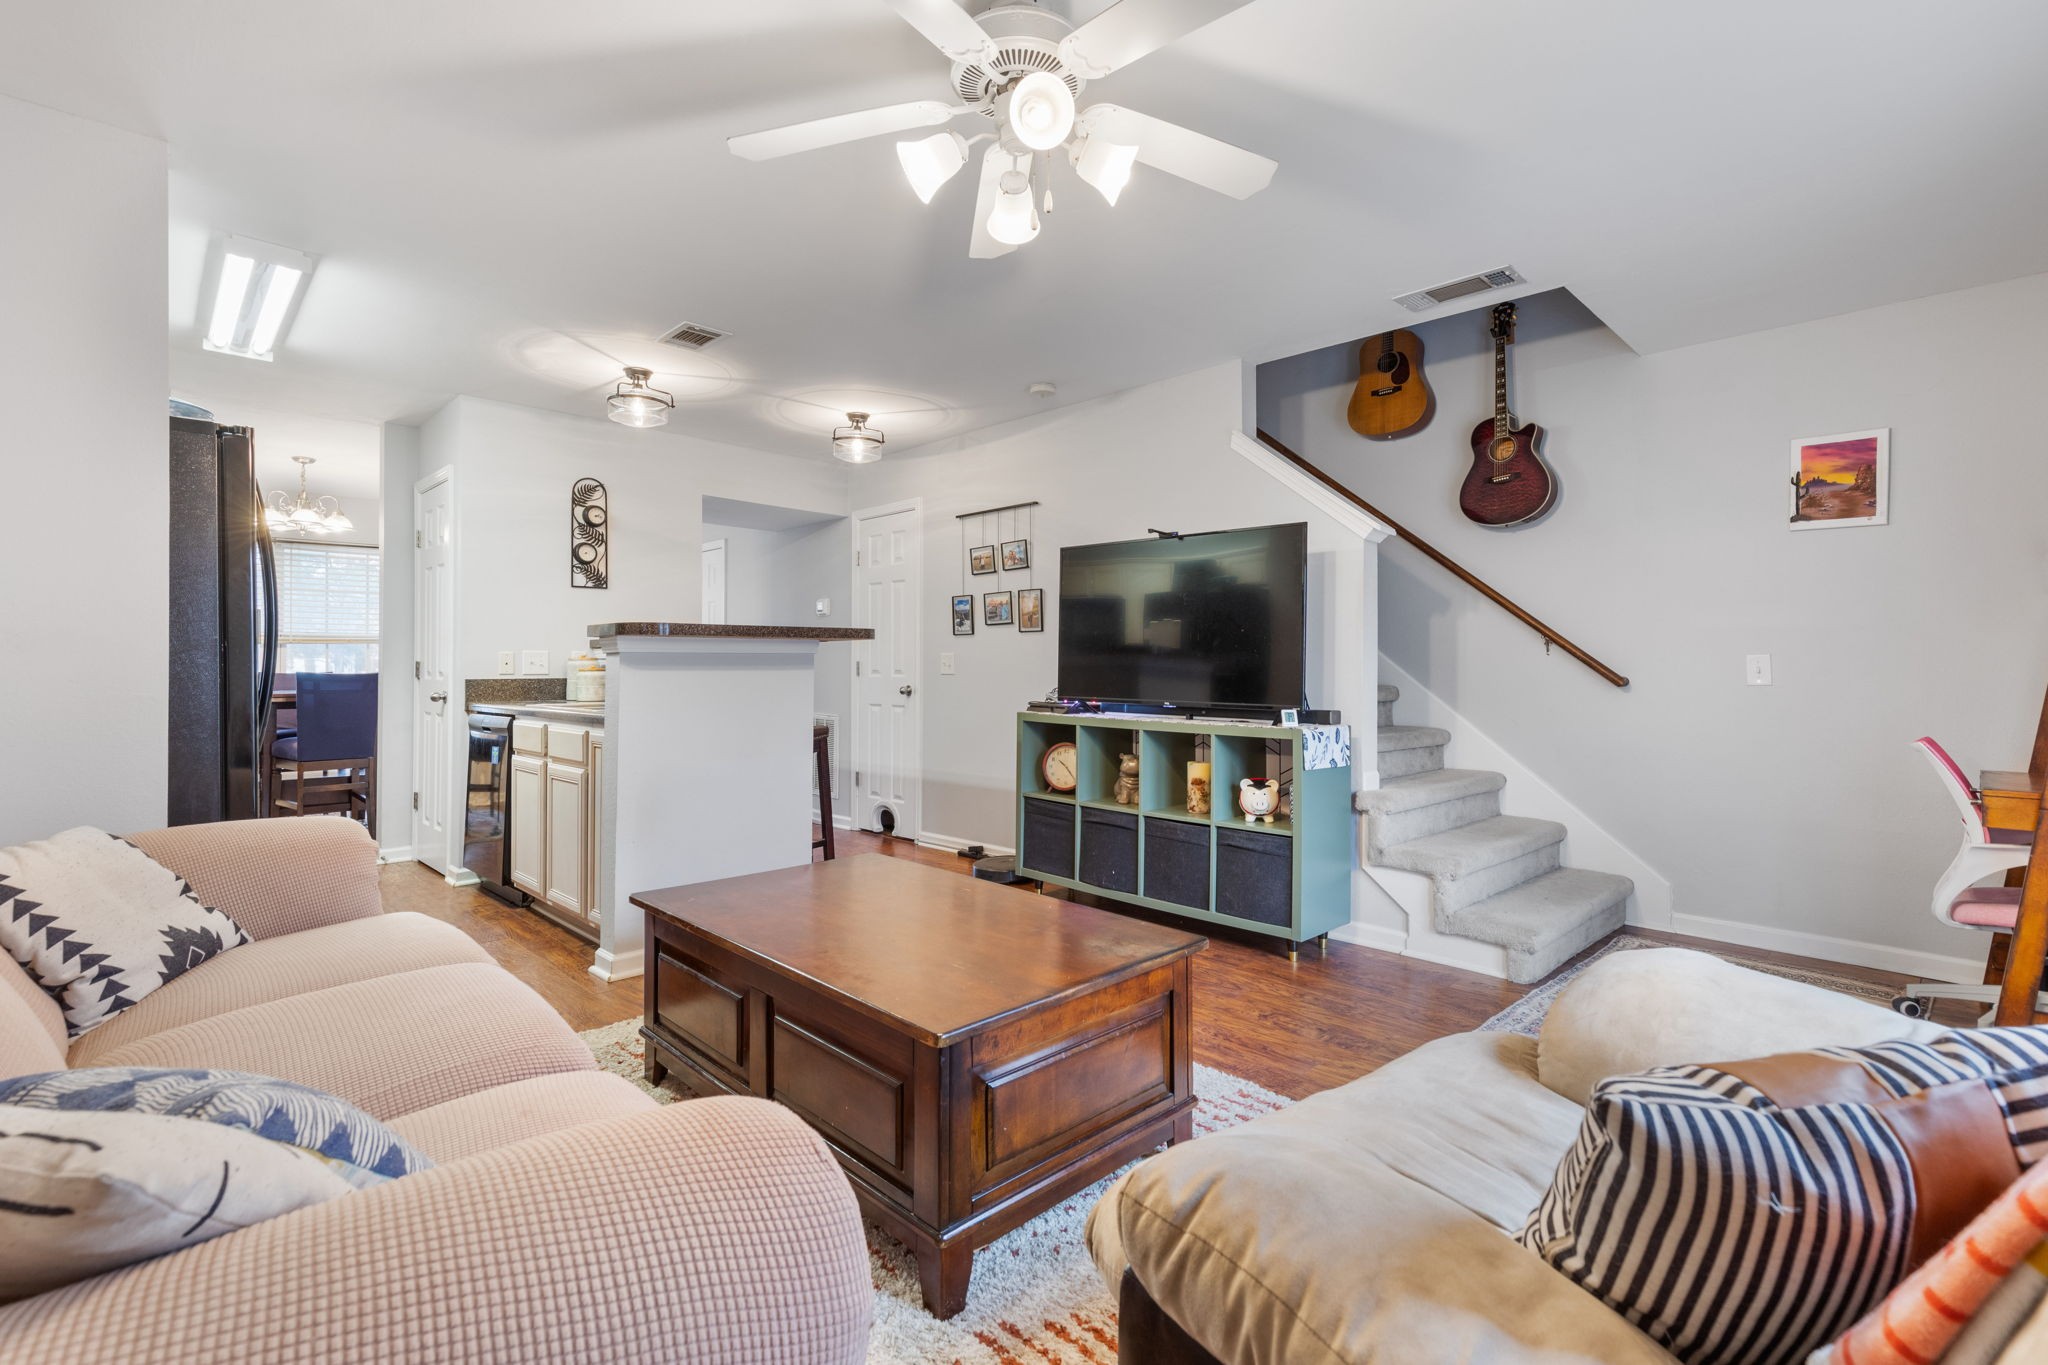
[728,0,1276,258]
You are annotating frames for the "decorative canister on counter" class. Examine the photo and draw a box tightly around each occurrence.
[1186,760,1211,815]
[565,652,607,702]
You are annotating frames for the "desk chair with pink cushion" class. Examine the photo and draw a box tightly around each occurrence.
[1893,737,2042,1019]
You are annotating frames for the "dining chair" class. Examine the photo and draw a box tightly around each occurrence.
[272,672,378,834]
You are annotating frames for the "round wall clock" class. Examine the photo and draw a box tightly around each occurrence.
[1041,741,1079,793]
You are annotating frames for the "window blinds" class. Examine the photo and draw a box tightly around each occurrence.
[275,541,381,643]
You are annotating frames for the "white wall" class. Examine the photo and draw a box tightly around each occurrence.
[857,363,1384,928]
[0,96,167,843]
[377,423,419,856]
[1259,275,2048,972]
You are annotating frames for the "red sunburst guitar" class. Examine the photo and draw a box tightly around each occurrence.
[1459,303,1557,526]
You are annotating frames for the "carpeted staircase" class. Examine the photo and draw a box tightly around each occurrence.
[1358,684,1632,984]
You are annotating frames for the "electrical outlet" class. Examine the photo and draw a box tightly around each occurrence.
[939,652,955,676]
[497,651,515,677]
[1746,653,1773,686]
[521,649,550,676]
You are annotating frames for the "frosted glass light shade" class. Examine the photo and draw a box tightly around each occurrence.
[987,189,1039,245]
[1072,136,1138,206]
[1005,72,1074,152]
[896,131,969,204]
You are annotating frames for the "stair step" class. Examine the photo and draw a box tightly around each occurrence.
[1354,769,1504,817]
[1376,725,1448,753]
[1375,815,1565,881]
[1441,868,1633,984]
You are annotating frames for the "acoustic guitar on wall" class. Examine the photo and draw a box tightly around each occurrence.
[1459,303,1557,526]
[1346,329,1434,440]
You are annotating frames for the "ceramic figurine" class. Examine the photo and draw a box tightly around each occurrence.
[1237,777,1280,824]
[1113,752,1140,805]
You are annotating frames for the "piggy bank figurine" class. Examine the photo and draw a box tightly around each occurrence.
[1237,777,1280,824]
[1113,752,1140,805]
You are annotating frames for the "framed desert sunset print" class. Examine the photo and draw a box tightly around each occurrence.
[1789,428,1888,530]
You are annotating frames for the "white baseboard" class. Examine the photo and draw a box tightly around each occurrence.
[589,947,643,982]
[1330,922,1408,955]
[917,831,1017,858]
[376,845,415,865]
[1669,912,1978,985]
[444,868,480,888]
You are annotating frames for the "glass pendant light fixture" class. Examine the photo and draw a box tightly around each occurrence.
[897,130,970,203]
[265,456,354,536]
[1002,72,1075,153]
[986,163,1040,246]
[607,367,675,429]
[831,412,886,464]
[1070,135,1139,206]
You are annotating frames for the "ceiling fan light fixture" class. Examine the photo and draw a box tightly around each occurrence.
[987,185,1040,246]
[607,366,675,429]
[896,130,970,204]
[1003,71,1075,153]
[1071,135,1138,206]
[831,411,886,465]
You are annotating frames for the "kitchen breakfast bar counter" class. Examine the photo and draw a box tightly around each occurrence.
[586,622,872,982]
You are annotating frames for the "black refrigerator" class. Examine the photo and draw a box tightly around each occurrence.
[168,416,279,825]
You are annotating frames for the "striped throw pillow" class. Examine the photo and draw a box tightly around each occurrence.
[1517,1029,2048,1365]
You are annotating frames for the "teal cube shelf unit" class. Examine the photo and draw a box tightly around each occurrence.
[1016,712,1352,957]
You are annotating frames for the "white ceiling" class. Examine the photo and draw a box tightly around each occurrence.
[702,496,846,534]
[5,0,2046,458]
[206,401,384,506]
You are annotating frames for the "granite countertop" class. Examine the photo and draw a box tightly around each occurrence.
[469,701,607,725]
[588,622,874,642]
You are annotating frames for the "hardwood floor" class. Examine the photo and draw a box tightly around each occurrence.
[380,828,1958,1101]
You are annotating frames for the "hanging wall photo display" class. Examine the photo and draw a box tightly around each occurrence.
[969,545,997,574]
[983,591,1013,626]
[953,500,1038,638]
[951,594,975,635]
[1001,538,1030,571]
[1018,587,1044,632]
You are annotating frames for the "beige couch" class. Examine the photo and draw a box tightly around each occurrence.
[1086,947,1959,1365]
[0,818,872,1364]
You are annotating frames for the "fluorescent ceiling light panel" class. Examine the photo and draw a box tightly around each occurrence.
[202,235,316,361]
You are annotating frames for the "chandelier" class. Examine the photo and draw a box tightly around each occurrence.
[265,456,355,536]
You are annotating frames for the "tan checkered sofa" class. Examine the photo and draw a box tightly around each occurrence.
[0,818,872,1364]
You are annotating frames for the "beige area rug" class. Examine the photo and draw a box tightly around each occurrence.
[581,1018,1290,1364]
[1477,932,1900,1037]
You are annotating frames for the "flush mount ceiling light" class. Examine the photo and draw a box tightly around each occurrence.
[607,367,675,428]
[727,0,1277,260]
[831,412,886,464]
[203,235,316,361]
[265,457,354,536]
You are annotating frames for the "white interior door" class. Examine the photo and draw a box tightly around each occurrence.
[700,539,727,624]
[852,505,920,838]
[412,470,455,871]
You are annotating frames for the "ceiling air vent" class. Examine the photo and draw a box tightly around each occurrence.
[658,321,727,350]
[1392,266,1526,314]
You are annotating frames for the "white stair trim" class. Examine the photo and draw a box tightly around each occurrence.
[1228,430,1395,545]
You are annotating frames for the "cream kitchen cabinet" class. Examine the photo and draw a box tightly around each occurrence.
[508,718,603,928]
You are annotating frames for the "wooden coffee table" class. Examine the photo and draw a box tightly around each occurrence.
[633,854,1206,1318]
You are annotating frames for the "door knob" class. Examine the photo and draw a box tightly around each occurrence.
[429,691,448,703]
[898,685,914,697]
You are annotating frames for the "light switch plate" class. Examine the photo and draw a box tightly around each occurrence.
[497,651,515,677]
[521,649,550,676]
[1746,653,1772,686]
[816,597,831,617]
[939,652,955,676]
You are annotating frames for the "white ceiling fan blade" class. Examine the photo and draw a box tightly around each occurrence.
[968,143,1018,260]
[728,100,960,161]
[1058,0,1257,79]
[1079,104,1276,199]
[879,0,999,64]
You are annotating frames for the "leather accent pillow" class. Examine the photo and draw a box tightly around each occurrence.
[0,829,247,1036]
[0,1068,432,1188]
[0,1104,355,1302]
[1518,1030,2048,1365]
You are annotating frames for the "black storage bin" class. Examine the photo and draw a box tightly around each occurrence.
[1216,827,1293,928]
[1144,818,1210,910]
[1021,797,1076,881]
[1080,807,1139,894]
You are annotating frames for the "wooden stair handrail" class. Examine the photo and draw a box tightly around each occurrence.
[1253,429,1630,689]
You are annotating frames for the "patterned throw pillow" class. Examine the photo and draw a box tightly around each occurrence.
[1519,1030,2048,1365]
[0,828,248,1036]
[0,1104,355,1303]
[0,1068,432,1188]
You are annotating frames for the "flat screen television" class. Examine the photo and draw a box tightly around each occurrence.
[1057,522,1307,713]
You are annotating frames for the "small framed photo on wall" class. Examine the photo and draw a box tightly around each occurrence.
[951,594,975,636]
[1017,587,1043,632]
[983,591,1013,626]
[1000,539,1031,571]
[969,545,997,575]
[1789,428,1888,530]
